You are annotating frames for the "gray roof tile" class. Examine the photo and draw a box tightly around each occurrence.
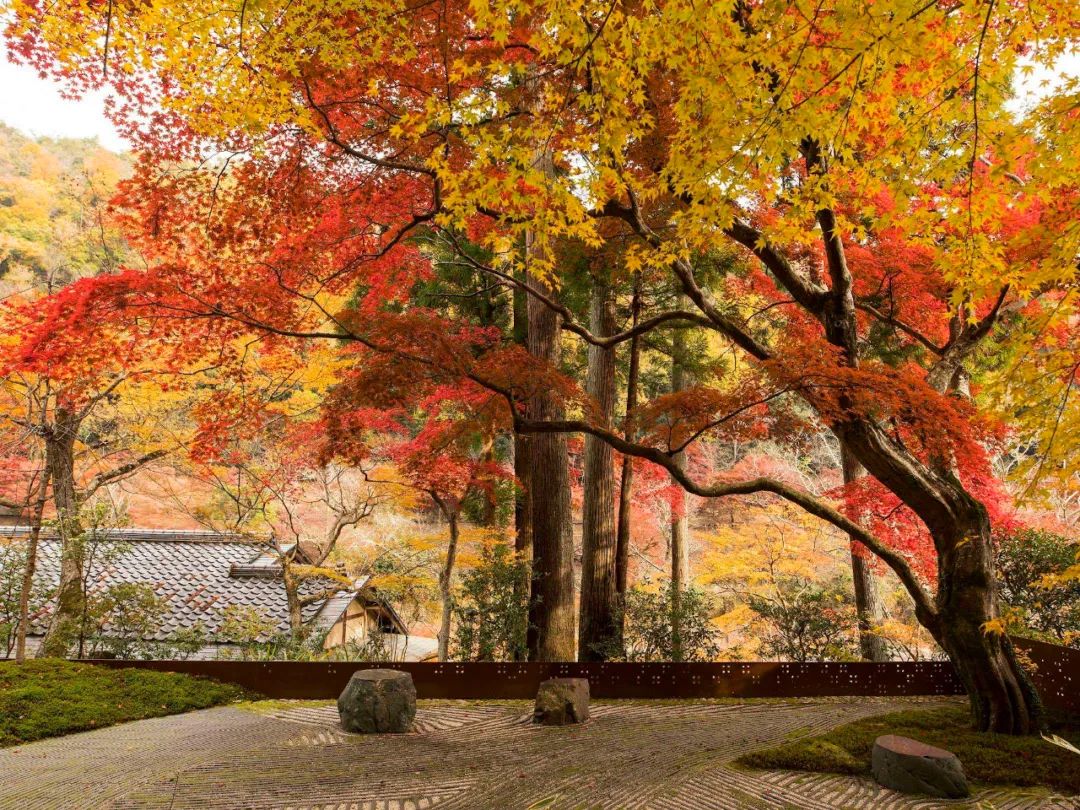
[2,527,365,642]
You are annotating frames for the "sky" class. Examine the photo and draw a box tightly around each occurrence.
[0,43,129,152]
[0,40,1076,156]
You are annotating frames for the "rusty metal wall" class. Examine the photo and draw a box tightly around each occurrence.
[88,658,966,700]
[1012,636,1080,716]
[85,638,1077,719]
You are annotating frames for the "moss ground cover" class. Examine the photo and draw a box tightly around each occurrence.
[736,704,1080,794]
[0,659,252,747]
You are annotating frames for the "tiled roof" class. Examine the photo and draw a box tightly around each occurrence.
[2,527,358,642]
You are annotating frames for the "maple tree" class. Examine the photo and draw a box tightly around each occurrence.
[0,130,184,658]
[8,0,1080,734]
[321,342,511,661]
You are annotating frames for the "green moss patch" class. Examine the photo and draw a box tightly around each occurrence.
[0,659,252,747]
[737,704,1080,795]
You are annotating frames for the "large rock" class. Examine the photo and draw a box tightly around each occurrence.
[534,677,590,726]
[338,669,417,734]
[871,734,969,799]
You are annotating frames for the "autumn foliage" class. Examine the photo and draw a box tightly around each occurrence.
[4,0,1080,733]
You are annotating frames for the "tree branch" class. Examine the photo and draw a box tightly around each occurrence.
[725,219,829,314]
[81,448,171,499]
[855,301,945,355]
[510,411,936,619]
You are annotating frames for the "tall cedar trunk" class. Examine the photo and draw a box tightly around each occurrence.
[16,468,51,662]
[437,508,460,662]
[578,280,618,661]
[840,446,890,662]
[511,275,532,660]
[669,317,691,662]
[615,277,642,598]
[38,408,83,658]
[524,265,576,661]
[521,108,574,660]
[839,420,1041,733]
[513,433,532,559]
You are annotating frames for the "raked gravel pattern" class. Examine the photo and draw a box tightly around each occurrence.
[0,697,1075,810]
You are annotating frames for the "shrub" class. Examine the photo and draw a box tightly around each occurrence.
[601,579,720,662]
[86,582,169,659]
[995,527,1080,647]
[217,605,279,659]
[451,543,530,661]
[748,576,860,662]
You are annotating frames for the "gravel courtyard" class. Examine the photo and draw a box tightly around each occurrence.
[0,697,1074,809]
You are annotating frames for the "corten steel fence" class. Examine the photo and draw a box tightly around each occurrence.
[1013,636,1080,716]
[89,658,966,700]
[85,637,1078,709]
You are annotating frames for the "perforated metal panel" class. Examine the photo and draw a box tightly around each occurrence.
[87,635,1080,706]
[1013,636,1080,716]
[89,657,967,700]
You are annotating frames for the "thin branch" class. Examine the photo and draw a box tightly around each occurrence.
[506,407,935,619]
[82,448,171,499]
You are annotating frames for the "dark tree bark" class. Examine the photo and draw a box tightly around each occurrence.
[38,407,83,658]
[615,277,642,598]
[512,277,533,561]
[434,497,460,662]
[839,418,1041,733]
[524,260,576,662]
[283,558,304,634]
[511,274,533,660]
[841,446,890,662]
[578,280,618,661]
[584,162,1041,730]
[514,433,533,560]
[669,312,692,662]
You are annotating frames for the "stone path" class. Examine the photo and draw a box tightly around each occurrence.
[0,698,1075,809]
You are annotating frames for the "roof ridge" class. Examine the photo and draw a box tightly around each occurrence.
[0,526,265,544]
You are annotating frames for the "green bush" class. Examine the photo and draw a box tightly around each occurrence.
[600,579,720,662]
[995,527,1080,647]
[748,575,860,662]
[451,543,530,661]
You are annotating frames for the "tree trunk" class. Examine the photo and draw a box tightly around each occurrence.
[283,560,304,634]
[477,442,499,527]
[840,446,890,662]
[524,261,576,662]
[669,316,691,663]
[934,501,1042,733]
[578,280,618,661]
[615,277,642,598]
[437,508,460,662]
[511,272,532,660]
[512,276,532,560]
[38,408,83,658]
[839,420,1041,733]
[16,468,50,663]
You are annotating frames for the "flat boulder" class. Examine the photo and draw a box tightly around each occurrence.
[338,669,417,734]
[871,734,969,799]
[534,677,590,726]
